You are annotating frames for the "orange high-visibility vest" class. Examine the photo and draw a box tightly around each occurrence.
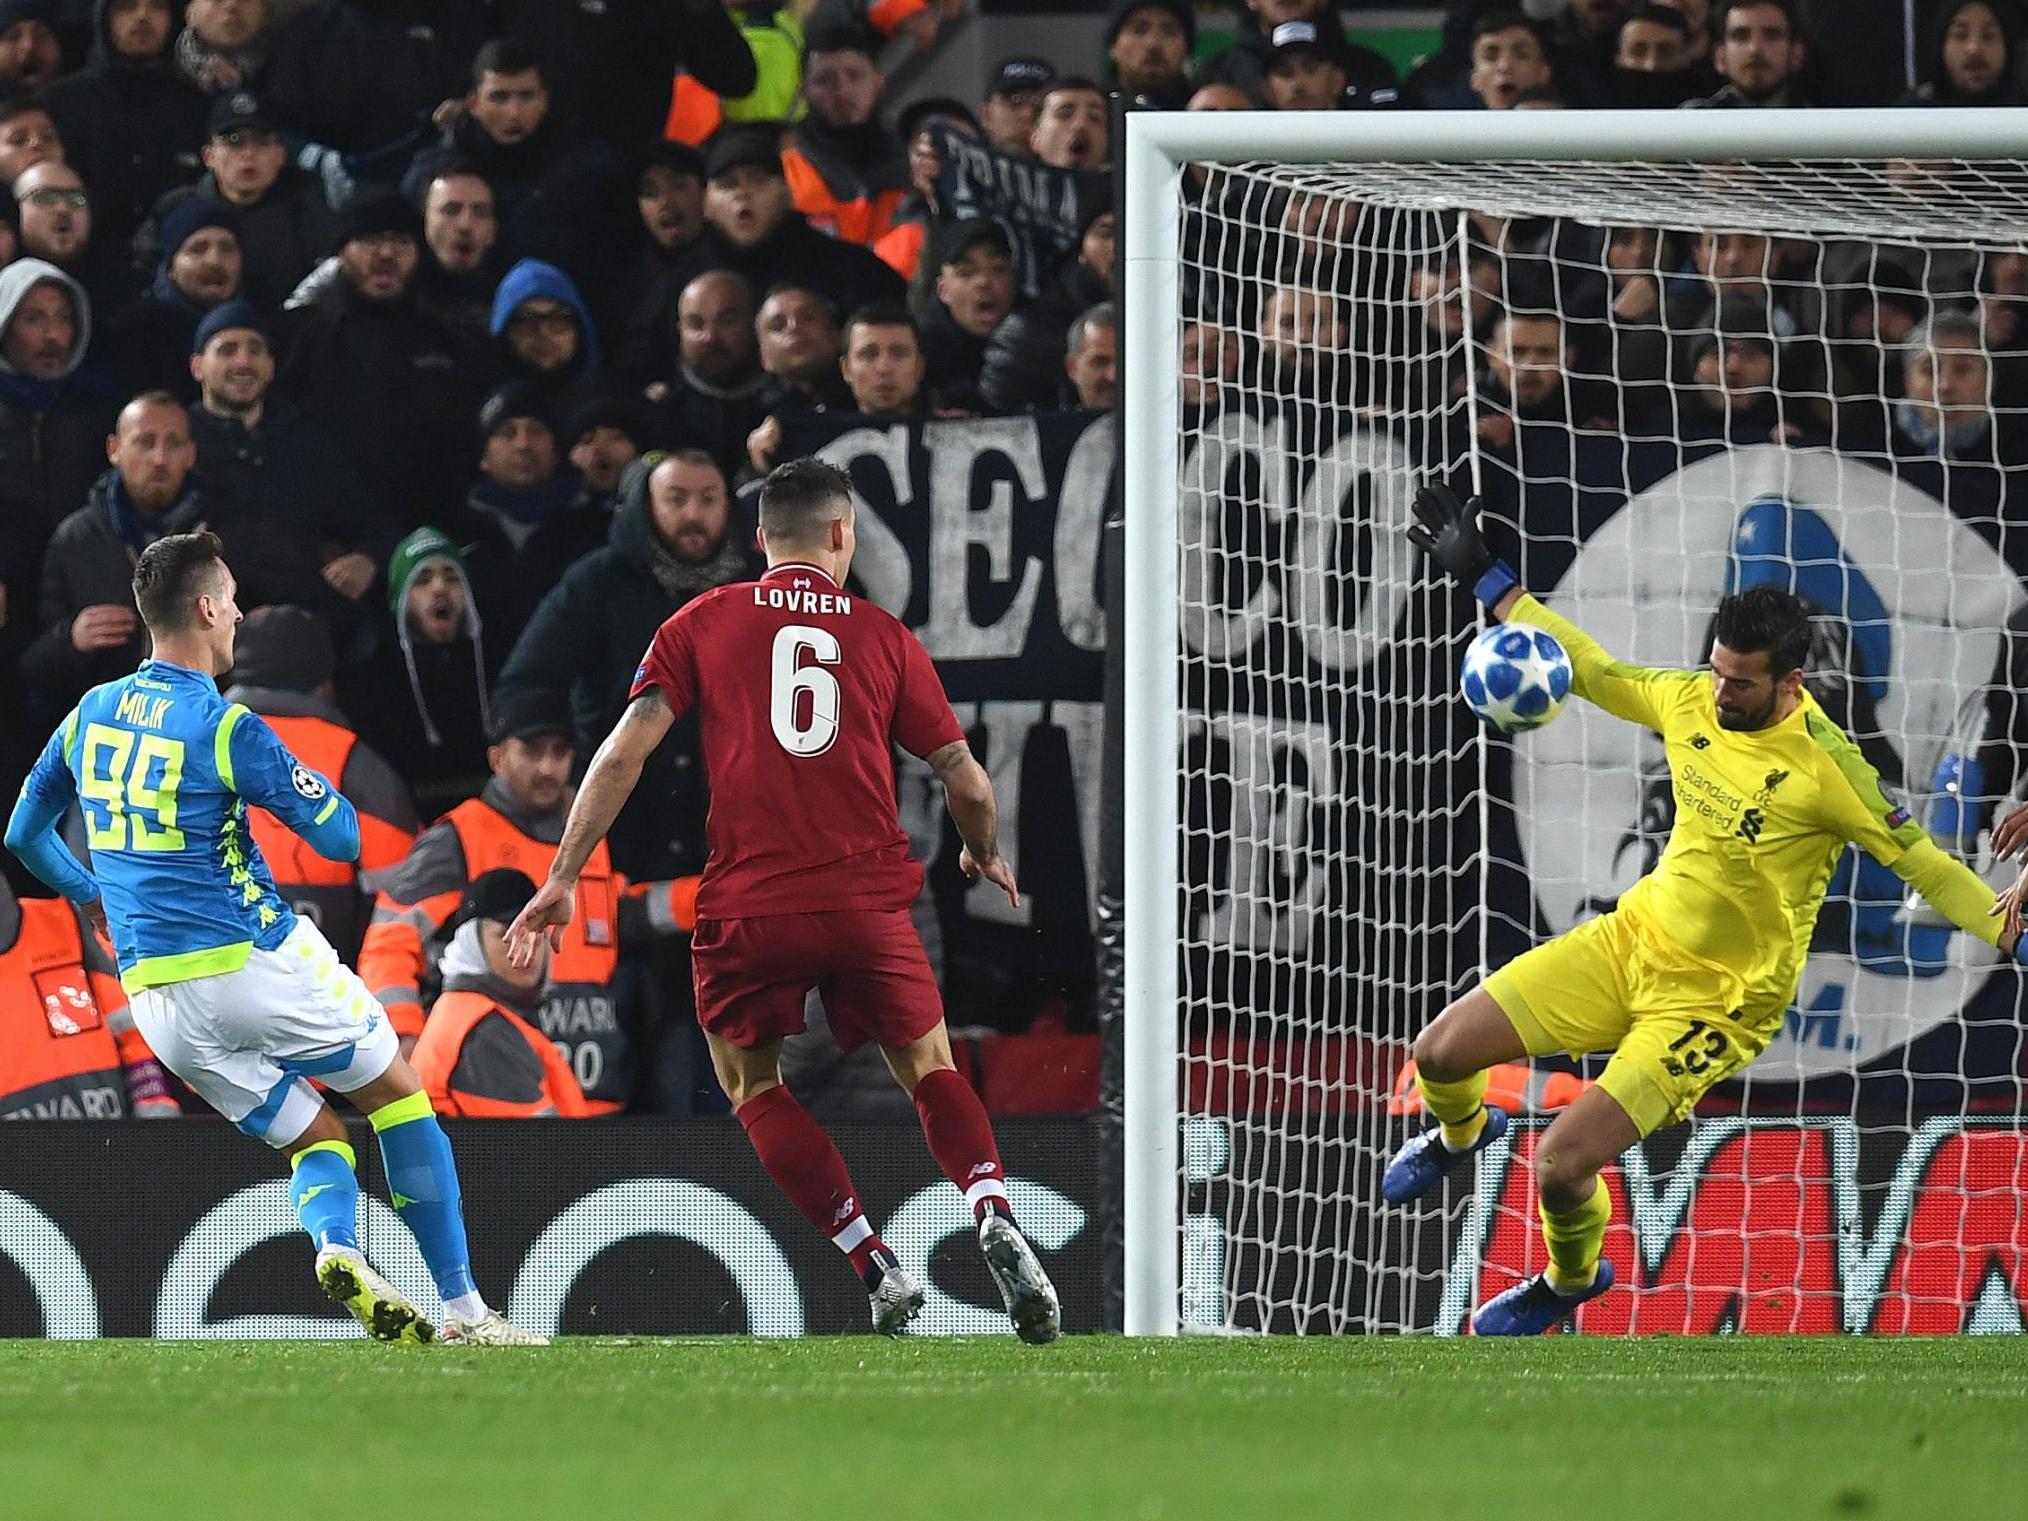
[0,899,145,1119]
[412,989,592,1119]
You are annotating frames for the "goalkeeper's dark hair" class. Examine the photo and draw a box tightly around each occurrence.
[759,458,854,549]
[132,531,226,634]
[1712,584,1811,677]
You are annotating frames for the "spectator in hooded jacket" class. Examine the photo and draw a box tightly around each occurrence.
[0,0,63,97]
[107,196,243,399]
[1902,0,2028,105]
[41,0,209,249]
[488,257,602,417]
[599,141,705,345]
[0,258,112,543]
[498,448,753,881]
[340,525,494,820]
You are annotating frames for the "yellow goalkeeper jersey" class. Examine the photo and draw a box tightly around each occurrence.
[1508,594,2002,1015]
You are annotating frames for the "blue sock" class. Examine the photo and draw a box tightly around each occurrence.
[370,1091,478,1303]
[290,1140,360,1252]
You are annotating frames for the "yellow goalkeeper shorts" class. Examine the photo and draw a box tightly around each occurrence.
[1484,907,1769,1137]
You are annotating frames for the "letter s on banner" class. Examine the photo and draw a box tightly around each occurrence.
[0,1190,99,1338]
[508,1179,805,1337]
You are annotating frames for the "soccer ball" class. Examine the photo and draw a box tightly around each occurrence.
[1460,623,1571,733]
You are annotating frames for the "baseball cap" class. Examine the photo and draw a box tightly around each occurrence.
[488,687,574,746]
[462,868,539,926]
[208,90,275,137]
[933,217,1014,270]
[703,127,785,181]
[987,56,1051,99]
[1266,20,1349,70]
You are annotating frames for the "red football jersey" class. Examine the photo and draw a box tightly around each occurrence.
[631,560,965,919]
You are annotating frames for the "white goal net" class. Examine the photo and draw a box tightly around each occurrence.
[1123,113,2028,1336]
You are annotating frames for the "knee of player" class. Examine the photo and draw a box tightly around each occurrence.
[1531,1145,1595,1207]
[1411,1022,1463,1082]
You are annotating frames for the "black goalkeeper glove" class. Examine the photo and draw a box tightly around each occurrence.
[1406,482,1519,609]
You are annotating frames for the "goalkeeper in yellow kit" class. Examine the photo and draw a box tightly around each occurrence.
[1389,484,2022,1335]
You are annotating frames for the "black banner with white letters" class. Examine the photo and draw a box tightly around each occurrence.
[777,412,1112,1030]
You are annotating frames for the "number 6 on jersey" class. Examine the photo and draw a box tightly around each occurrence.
[771,624,842,756]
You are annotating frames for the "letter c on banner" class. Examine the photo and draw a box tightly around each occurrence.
[0,1190,99,1337]
[509,1179,804,1336]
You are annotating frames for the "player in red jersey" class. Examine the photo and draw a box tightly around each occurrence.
[506,458,1060,1341]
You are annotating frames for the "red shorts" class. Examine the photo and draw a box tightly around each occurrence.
[690,909,944,1054]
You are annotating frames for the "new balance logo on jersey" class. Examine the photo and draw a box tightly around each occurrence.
[968,1162,1000,1179]
[1689,734,1711,750]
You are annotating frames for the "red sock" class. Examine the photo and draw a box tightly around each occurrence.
[913,1068,1012,1223]
[737,1086,890,1282]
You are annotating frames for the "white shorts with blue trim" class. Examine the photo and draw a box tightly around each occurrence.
[127,920,398,1147]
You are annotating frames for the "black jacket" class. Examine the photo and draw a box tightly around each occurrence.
[497,462,758,878]
[340,624,495,821]
[22,475,198,709]
[1200,7,1399,106]
[619,214,904,386]
[439,475,611,645]
[277,278,491,535]
[258,0,488,156]
[979,257,1110,413]
[147,169,339,312]
[39,0,210,248]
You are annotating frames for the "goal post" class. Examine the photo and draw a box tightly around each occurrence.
[1121,108,2028,1337]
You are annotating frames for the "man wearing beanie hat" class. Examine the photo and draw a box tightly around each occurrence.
[275,186,489,535]
[107,196,244,399]
[1106,0,1196,109]
[39,0,209,253]
[442,378,605,640]
[408,868,592,1119]
[0,0,61,96]
[361,680,701,1107]
[339,525,494,821]
[224,605,420,964]
[561,393,655,509]
[189,299,390,641]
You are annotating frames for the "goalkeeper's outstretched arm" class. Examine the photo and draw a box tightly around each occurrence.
[1407,483,1691,732]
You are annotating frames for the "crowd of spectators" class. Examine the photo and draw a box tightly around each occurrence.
[0,0,2022,1120]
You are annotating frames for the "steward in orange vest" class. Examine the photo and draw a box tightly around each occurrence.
[778,25,907,248]
[359,689,697,1111]
[226,607,420,964]
[0,879,178,1119]
[412,870,591,1118]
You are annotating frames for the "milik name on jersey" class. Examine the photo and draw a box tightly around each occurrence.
[755,585,853,616]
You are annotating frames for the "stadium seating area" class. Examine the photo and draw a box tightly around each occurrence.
[2,0,2022,1119]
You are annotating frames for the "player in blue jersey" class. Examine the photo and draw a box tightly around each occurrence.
[6,533,545,1346]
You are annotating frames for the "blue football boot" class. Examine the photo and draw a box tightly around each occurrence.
[1472,1260,1617,1336]
[1381,1105,1510,1206]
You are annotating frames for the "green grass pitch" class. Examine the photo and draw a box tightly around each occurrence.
[4,1337,2024,1520]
